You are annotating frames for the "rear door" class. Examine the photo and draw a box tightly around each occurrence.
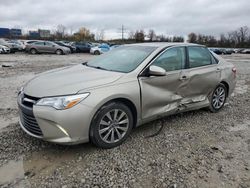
[33,42,46,52]
[44,42,56,53]
[139,46,187,120]
[179,46,221,102]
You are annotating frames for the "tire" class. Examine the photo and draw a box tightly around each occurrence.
[56,49,63,55]
[94,50,100,55]
[209,83,227,113]
[30,48,37,54]
[90,102,133,149]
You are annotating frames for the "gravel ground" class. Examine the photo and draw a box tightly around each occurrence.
[0,53,250,188]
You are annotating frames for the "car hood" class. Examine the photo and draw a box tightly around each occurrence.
[24,64,124,98]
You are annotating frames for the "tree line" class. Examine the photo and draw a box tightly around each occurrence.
[19,24,250,48]
[188,26,250,48]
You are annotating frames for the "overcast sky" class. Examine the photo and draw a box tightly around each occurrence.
[0,0,250,39]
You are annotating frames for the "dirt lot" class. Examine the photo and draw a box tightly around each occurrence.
[0,53,250,188]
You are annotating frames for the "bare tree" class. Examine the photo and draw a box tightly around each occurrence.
[238,26,249,46]
[128,30,135,40]
[148,29,156,41]
[134,30,145,42]
[56,24,66,39]
[173,36,184,42]
[188,33,197,43]
[96,29,105,41]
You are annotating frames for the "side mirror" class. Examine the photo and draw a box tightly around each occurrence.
[149,65,166,76]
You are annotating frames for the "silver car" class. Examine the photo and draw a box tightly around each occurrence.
[0,44,10,54]
[26,41,71,55]
[18,43,236,148]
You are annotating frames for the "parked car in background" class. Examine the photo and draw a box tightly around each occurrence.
[54,41,76,53]
[110,44,121,50]
[0,44,10,54]
[18,43,236,148]
[209,48,223,55]
[209,48,232,55]
[234,49,244,53]
[8,40,25,51]
[225,49,235,54]
[90,42,100,47]
[0,38,19,53]
[221,49,232,55]
[90,43,110,55]
[241,49,250,54]
[72,42,92,53]
[26,41,71,55]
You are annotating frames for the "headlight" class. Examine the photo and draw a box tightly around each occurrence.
[36,93,89,110]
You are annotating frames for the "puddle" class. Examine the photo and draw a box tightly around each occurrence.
[0,158,30,187]
[229,120,250,132]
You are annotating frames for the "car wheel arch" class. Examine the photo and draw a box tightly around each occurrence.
[56,49,63,54]
[220,81,229,97]
[91,97,138,129]
[30,48,37,53]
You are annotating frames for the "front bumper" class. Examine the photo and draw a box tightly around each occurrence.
[18,93,95,145]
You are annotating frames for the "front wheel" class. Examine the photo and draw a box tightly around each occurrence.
[30,48,37,54]
[90,102,133,149]
[209,84,227,112]
[56,49,63,55]
[94,50,100,55]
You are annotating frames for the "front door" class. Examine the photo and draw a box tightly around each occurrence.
[139,46,187,120]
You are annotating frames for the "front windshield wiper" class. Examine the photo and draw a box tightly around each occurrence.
[82,62,110,71]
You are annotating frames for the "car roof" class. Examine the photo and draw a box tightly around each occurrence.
[127,42,203,48]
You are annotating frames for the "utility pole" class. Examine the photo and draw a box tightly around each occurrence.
[118,25,127,42]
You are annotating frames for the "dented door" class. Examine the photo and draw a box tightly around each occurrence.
[139,46,186,120]
[179,46,221,102]
[139,71,184,120]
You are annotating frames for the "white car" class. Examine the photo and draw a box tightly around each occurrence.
[241,49,250,54]
[90,44,110,55]
[0,44,10,54]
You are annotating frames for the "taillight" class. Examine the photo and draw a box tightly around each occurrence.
[232,67,236,78]
[232,67,236,73]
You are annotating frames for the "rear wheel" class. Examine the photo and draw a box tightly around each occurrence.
[56,49,63,55]
[30,48,37,54]
[209,84,227,112]
[94,50,100,55]
[90,102,133,149]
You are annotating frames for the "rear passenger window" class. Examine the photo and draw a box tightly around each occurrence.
[34,42,44,46]
[188,47,212,68]
[152,47,185,72]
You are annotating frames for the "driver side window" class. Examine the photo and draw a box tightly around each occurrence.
[152,47,185,72]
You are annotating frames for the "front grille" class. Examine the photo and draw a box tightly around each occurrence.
[20,111,43,136]
[19,94,43,136]
[22,94,40,108]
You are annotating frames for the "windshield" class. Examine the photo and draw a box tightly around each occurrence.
[86,45,156,73]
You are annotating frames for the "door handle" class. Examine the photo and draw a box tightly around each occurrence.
[180,75,188,80]
[216,67,221,72]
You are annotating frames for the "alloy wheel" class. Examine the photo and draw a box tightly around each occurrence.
[212,86,226,109]
[98,109,129,144]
